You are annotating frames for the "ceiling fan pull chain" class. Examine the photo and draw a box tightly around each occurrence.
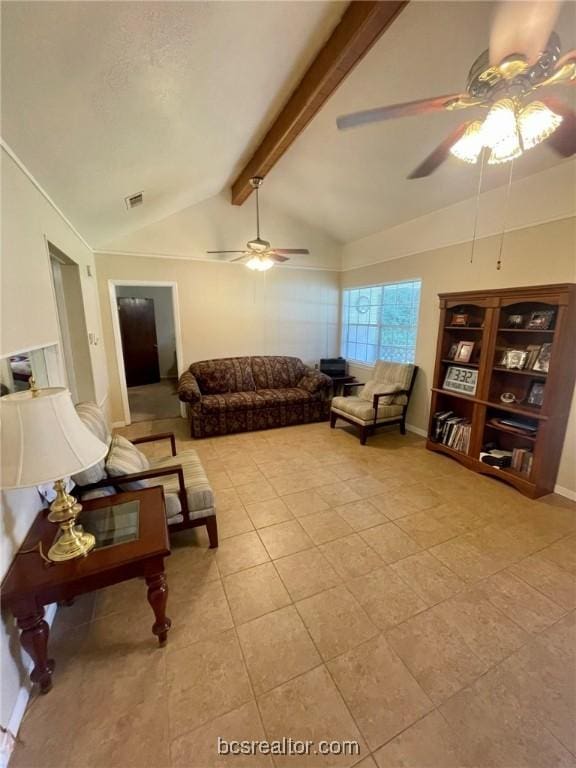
[469,148,486,264]
[496,158,515,271]
[255,185,261,239]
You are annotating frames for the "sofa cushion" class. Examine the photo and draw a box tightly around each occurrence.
[331,396,403,424]
[251,356,307,389]
[201,391,264,414]
[191,357,255,394]
[256,388,314,406]
[105,434,149,491]
[149,450,214,520]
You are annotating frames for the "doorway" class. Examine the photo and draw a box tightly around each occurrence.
[109,282,184,424]
[49,243,95,403]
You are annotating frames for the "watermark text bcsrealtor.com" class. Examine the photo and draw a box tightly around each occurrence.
[217,737,360,757]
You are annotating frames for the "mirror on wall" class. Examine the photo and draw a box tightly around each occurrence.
[0,344,62,396]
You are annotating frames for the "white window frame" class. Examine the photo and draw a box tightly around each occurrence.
[341,279,421,366]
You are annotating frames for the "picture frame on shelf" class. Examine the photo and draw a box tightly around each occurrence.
[451,313,469,326]
[501,349,528,370]
[526,309,555,330]
[447,343,459,360]
[507,314,524,328]
[533,343,552,373]
[454,340,475,363]
[526,380,545,408]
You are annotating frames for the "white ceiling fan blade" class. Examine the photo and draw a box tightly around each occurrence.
[489,0,562,66]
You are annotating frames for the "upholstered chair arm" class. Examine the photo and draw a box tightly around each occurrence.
[80,465,190,517]
[132,432,177,456]
[298,369,332,394]
[372,389,410,409]
[177,370,202,404]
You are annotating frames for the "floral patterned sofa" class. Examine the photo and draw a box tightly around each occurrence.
[177,356,331,437]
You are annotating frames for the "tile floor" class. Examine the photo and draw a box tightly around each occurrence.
[128,379,180,422]
[11,418,576,768]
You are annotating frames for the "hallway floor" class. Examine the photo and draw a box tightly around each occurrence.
[11,418,576,768]
[128,379,180,422]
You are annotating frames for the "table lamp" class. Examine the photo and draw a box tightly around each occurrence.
[1,385,108,562]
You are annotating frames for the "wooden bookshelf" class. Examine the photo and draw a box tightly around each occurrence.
[427,284,576,498]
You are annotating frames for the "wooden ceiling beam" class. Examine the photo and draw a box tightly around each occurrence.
[231,0,408,205]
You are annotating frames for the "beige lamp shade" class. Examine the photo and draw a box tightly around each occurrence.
[1,387,108,490]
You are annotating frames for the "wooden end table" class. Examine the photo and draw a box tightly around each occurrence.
[1,486,171,694]
[329,375,358,396]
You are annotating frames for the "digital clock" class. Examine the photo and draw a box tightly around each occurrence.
[443,366,478,395]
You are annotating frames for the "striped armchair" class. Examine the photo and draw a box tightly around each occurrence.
[72,403,218,547]
[330,361,418,445]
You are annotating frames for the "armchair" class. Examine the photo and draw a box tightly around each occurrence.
[330,362,418,445]
[73,404,217,547]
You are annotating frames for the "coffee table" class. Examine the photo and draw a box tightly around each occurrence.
[1,486,171,694]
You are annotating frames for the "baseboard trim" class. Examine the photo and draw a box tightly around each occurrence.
[554,484,576,501]
[406,424,427,438]
[0,603,58,768]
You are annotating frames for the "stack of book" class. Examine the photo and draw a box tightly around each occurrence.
[511,448,534,475]
[430,411,472,453]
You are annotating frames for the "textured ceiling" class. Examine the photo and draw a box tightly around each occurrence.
[1,0,344,246]
[2,1,575,249]
[264,0,576,242]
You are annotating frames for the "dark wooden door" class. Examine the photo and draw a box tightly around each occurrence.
[117,297,160,387]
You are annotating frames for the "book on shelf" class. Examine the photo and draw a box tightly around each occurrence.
[430,411,471,453]
[480,450,513,468]
[495,416,538,433]
[511,448,534,475]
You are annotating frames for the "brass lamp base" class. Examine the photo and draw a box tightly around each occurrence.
[47,479,95,562]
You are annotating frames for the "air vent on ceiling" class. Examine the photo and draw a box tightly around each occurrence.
[125,191,143,210]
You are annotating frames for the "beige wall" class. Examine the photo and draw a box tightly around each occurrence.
[95,253,340,424]
[342,216,576,495]
[0,148,109,736]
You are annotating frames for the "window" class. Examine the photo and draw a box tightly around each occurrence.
[341,280,421,365]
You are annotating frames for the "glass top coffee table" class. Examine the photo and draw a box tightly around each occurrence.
[1,487,171,694]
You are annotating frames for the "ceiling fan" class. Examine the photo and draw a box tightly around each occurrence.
[207,177,309,270]
[336,1,576,178]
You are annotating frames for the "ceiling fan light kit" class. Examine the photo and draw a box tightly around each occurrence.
[207,176,309,271]
[246,254,274,272]
[336,25,575,177]
[448,97,563,166]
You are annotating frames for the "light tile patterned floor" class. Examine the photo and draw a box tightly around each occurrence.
[12,418,576,768]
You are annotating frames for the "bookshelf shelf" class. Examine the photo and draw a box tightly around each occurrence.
[431,388,478,403]
[497,328,555,334]
[485,401,547,420]
[485,421,537,442]
[492,366,546,378]
[427,284,576,498]
[442,360,480,368]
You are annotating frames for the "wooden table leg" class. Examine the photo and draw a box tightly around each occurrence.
[145,572,171,647]
[17,609,55,694]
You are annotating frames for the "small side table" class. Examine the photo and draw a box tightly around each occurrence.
[1,486,171,694]
[329,375,358,396]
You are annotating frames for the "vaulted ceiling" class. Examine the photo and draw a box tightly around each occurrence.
[2,0,575,249]
[1,0,344,246]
